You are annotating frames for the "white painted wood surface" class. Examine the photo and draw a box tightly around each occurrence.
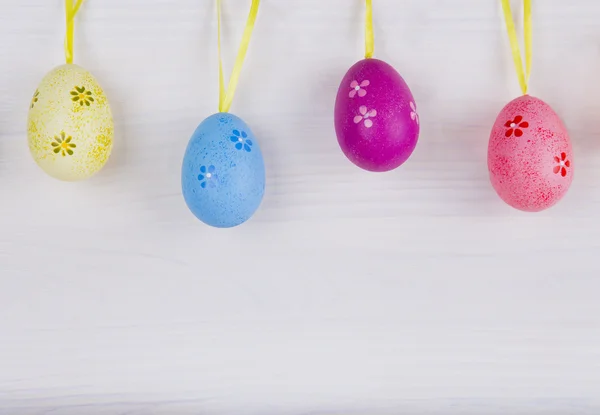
[1,0,600,413]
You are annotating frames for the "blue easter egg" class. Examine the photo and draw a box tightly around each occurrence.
[181,113,265,228]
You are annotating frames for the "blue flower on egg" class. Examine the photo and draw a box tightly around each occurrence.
[198,165,218,188]
[230,129,253,152]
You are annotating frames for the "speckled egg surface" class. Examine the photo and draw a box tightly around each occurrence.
[27,64,114,181]
[488,95,573,212]
[181,113,265,228]
[334,58,420,172]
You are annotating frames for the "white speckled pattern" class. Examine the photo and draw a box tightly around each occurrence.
[27,64,114,181]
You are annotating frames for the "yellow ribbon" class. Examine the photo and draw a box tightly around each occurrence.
[501,0,532,95]
[64,0,85,64]
[217,0,260,113]
[365,0,374,59]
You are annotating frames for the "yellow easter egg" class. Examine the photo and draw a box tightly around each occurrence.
[27,64,114,181]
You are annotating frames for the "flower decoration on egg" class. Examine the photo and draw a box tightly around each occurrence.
[30,90,40,109]
[553,152,571,177]
[410,101,419,125]
[354,105,377,128]
[198,165,218,188]
[230,129,253,152]
[51,132,76,156]
[504,115,529,137]
[349,80,370,98]
[70,86,94,106]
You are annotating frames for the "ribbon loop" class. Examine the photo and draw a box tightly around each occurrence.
[217,0,260,113]
[365,0,374,59]
[64,0,84,64]
[501,0,532,95]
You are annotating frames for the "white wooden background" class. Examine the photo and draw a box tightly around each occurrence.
[1,0,600,413]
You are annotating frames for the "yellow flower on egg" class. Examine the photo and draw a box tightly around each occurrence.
[51,132,76,156]
[70,86,94,106]
[30,90,39,108]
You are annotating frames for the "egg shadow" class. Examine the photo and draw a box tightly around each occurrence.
[117,0,219,227]
[237,8,289,220]
[377,2,509,217]
[540,34,600,212]
[96,83,128,182]
[430,0,520,216]
[237,2,358,225]
[552,37,600,154]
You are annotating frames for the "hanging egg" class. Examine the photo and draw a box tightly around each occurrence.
[181,113,265,228]
[27,64,114,181]
[334,58,420,172]
[488,95,573,211]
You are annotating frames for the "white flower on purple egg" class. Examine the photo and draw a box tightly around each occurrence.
[354,105,377,128]
[410,101,419,125]
[349,80,370,98]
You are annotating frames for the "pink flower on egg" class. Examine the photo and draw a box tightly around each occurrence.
[410,101,419,125]
[354,105,377,128]
[349,80,370,98]
[553,152,571,177]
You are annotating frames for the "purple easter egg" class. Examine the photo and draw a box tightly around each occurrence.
[334,58,420,172]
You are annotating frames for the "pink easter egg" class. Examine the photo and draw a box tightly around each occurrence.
[488,95,573,212]
[334,59,420,172]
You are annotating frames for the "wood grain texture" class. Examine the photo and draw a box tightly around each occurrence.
[1,0,600,413]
